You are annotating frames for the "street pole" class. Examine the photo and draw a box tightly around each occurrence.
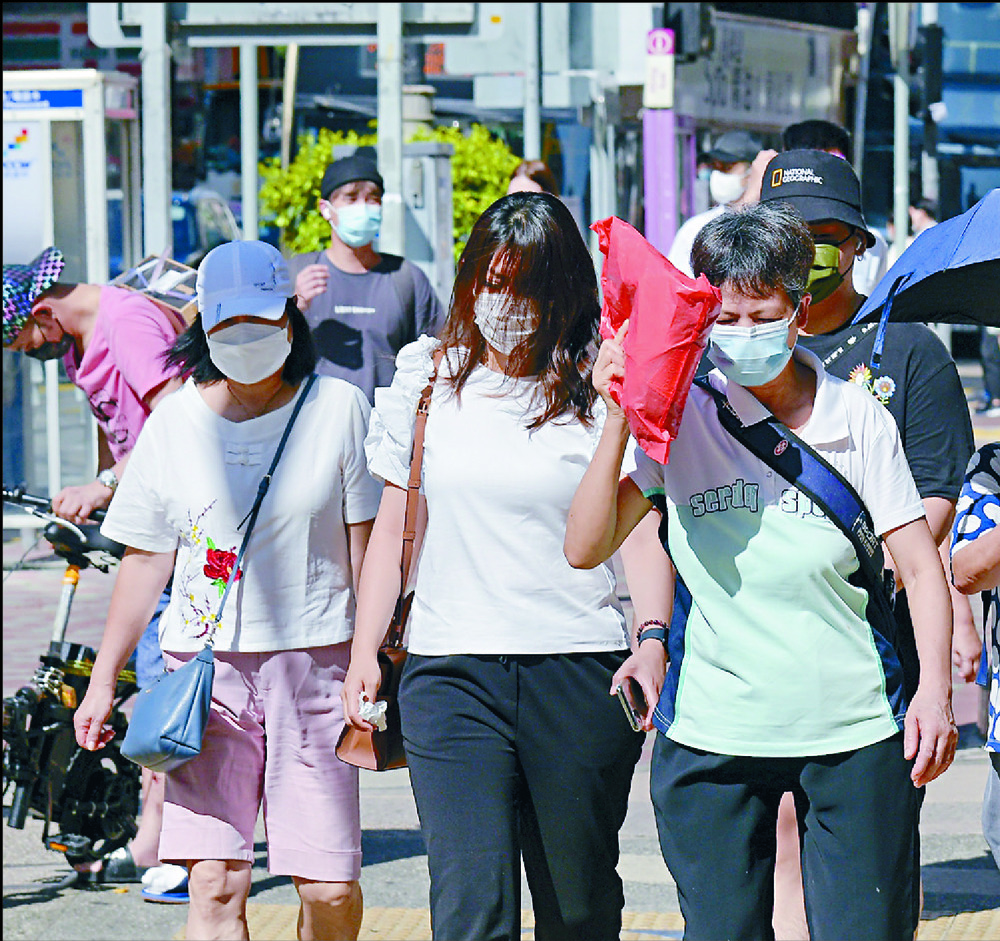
[641,28,677,256]
[589,80,608,270]
[524,3,542,160]
[377,4,405,256]
[853,2,875,187]
[139,3,171,256]
[280,43,299,170]
[889,2,911,264]
[920,2,940,203]
[240,44,259,241]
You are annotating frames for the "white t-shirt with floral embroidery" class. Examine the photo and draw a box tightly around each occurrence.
[101,376,382,653]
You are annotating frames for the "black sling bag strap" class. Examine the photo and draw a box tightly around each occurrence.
[693,376,899,639]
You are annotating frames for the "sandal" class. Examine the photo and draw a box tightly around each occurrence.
[141,883,189,904]
[141,864,189,904]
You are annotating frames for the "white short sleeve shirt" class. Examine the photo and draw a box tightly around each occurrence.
[101,376,382,653]
[630,348,925,757]
[365,337,630,656]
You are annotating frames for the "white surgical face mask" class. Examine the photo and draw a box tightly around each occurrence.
[707,315,795,387]
[473,291,537,356]
[709,168,748,206]
[206,322,291,384]
[333,203,382,248]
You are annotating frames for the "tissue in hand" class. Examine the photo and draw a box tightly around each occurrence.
[357,695,388,731]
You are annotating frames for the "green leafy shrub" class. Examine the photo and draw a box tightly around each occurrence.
[258,123,519,263]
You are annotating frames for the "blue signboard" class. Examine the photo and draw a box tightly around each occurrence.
[3,89,84,110]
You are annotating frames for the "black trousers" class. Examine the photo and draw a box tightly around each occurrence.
[398,650,643,941]
[650,731,922,941]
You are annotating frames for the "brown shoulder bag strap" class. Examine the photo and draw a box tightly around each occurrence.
[386,347,443,646]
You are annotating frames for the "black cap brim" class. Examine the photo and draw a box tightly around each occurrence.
[773,195,876,248]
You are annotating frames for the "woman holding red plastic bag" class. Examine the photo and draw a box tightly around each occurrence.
[566,202,957,941]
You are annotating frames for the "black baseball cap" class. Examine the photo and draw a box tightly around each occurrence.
[706,130,762,165]
[320,154,384,200]
[760,149,876,247]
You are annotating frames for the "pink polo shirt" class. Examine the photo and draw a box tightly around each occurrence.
[63,286,182,463]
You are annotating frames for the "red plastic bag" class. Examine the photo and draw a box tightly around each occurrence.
[591,216,721,464]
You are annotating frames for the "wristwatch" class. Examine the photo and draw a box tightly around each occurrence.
[97,468,119,493]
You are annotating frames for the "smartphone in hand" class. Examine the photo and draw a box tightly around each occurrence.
[616,678,647,732]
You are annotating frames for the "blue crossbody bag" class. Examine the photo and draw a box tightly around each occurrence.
[121,374,316,771]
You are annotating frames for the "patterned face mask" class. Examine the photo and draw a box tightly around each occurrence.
[473,292,538,356]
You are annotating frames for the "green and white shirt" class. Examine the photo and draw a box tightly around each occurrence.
[631,348,924,757]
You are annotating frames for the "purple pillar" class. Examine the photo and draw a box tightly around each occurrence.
[680,116,698,221]
[643,107,677,256]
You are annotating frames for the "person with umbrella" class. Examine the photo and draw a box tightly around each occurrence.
[759,149,977,937]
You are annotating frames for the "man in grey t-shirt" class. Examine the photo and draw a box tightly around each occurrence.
[288,153,445,403]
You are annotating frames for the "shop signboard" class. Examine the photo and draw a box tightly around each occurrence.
[673,13,851,129]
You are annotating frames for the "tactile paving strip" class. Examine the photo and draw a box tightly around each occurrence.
[174,906,1000,940]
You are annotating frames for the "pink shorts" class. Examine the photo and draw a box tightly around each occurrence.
[157,643,361,882]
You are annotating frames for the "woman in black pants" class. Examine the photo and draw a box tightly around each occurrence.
[342,193,663,940]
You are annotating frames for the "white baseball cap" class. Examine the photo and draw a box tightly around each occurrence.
[196,240,293,331]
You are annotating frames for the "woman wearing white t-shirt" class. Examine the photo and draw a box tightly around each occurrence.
[341,192,650,940]
[73,240,381,941]
[565,203,958,941]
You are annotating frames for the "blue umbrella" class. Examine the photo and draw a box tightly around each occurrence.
[850,188,999,369]
[852,187,1000,329]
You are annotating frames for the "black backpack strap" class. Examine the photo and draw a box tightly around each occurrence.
[693,376,896,630]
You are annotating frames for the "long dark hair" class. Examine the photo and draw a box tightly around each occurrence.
[162,298,317,384]
[440,192,600,428]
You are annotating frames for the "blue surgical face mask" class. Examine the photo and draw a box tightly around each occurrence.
[333,203,381,248]
[707,314,796,387]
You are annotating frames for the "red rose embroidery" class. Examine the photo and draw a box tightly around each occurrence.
[204,547,241,583]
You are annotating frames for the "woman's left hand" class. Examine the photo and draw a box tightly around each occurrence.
[903,685,959,787]
[593,321,628,418]
[610,641,667,732]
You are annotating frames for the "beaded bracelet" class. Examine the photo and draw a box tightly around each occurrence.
[637,618,669,647]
